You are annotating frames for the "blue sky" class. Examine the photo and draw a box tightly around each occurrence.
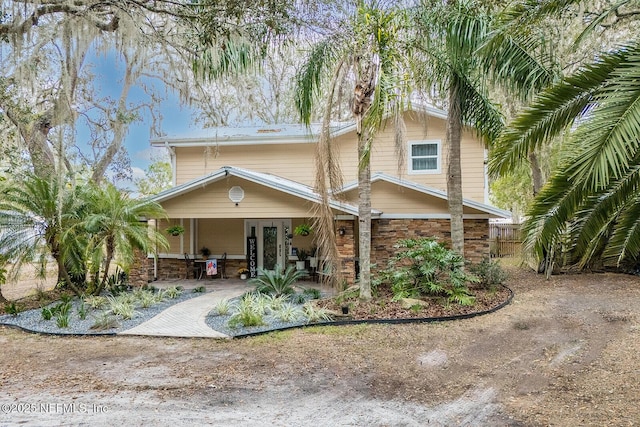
[80,51,198,184]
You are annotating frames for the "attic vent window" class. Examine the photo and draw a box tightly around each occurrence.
[229,186,245,203]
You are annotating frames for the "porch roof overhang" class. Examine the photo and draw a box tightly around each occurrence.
[150,166,381,218]
[339,172,512,219]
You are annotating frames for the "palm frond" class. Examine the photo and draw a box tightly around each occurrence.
[568,47,640,190]
[489,46,631,177]
[295,35,343,125]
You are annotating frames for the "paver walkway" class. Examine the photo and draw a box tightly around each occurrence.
[119,282,252,338]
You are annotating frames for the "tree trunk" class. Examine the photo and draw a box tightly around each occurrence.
[54,253,83,297]
[529,152,544,196]
[446,82,465,256]
[96,238,115,296]
[358,130,372,300]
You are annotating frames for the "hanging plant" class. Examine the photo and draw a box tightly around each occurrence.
[166,225,185,236]
[294,224,312,236]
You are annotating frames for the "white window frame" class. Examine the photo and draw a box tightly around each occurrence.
[409,140,441,174]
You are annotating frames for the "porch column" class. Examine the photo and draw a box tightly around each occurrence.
[336,219,356,286]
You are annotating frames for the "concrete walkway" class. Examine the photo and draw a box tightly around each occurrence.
[119,281,253,338]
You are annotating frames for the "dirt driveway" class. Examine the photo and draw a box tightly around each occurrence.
[1,267,639,426]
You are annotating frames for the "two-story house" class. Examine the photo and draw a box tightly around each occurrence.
[134,106,509,285]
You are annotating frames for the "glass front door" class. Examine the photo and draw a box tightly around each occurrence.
[257,220,286,272]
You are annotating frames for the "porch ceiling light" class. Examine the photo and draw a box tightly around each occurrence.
[229,186,245,204]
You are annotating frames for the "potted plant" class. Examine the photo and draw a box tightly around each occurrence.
[309,245,318,268]
[166,225,185,236]
[294,223,312,236]
[296,249,308,271]
[238,267,249,280]
[199,246,211,259]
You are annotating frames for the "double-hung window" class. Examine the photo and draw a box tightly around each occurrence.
[409,141,440,174]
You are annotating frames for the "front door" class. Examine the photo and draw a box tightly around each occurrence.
[258,220,284,272]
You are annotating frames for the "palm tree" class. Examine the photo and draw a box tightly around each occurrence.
[296,0,413,299]
[0,174,86,295]
[487,1,640,270]
[413,0,503,255]
[83,183,168,295]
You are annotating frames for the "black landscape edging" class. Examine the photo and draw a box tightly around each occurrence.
[0,322,117,337]
[231,285,515,339]
[0,286,514,339]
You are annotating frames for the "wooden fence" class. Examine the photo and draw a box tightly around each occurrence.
[489,223,522,258]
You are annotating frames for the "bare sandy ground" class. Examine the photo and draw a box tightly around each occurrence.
[1,267,639,426]
[1,263,57,301]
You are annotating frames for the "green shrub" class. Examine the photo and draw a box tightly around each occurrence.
[302,287,322,299]
[90,313,120,330]
[106,268,129,295]
[134,290,157,308]
[84,295,107,310]
[303,302,332,323]
[236,292,269,315]
[210,298,234,316]
[193,286,206,293]
[77,301,87,320]
[4,302,22,317]
[469,258,508,289]
[162,286,183,299]
[375,238,477,306]
[51,301,71,317]
[41,307,53,320]
[274,303,303,322]
[228,298,264,328]
[292,293,307,304]
[56,313,69,328]
[266,294,289,312]
[250,265,305,297]
[107,295,137,320]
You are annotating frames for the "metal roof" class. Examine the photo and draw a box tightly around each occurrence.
[150,105,449,148]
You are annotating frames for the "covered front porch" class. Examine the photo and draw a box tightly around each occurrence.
[143,166,361,285]
[151,217,332,281]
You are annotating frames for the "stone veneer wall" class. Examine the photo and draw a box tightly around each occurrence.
[150,257,250,281]
[335,219,357,286]
[128,219,489,287]
[370,218,490,268]
[128,250,152,287]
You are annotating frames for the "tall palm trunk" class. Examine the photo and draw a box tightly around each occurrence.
[447,81,465,255]
[358,129,372,300]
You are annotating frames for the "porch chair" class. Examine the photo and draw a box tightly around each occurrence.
[218,252,226,279]
[184,253,202,279]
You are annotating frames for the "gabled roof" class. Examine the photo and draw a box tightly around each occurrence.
[150,105,448,148]
[150,166,380,217]
[339,172,511,218]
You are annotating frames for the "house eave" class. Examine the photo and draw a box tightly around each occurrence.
[150,166,372,217]
[340,172,511,219]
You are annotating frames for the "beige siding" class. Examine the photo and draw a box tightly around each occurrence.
[175,144,316,186]
[313,114,486,202]
[162,177,316,218]
[172,111,487,203]
[344,181,488,215]
[197,218,245,255]
[157,218,193,255]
